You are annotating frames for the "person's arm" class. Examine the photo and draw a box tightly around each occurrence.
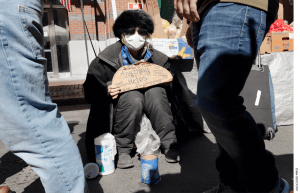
[83,58,114,104]
[174,0,200,22]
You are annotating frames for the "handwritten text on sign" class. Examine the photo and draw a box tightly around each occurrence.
[112,63,173,93]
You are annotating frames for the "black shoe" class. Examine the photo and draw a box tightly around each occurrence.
[117,153,134,169]
[164,148,180,163]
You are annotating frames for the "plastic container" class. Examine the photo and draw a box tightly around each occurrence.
[94,133,117,175]
[84,163,99,179]
[140,154,161,184]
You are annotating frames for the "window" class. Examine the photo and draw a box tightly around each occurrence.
[43,1,71,78]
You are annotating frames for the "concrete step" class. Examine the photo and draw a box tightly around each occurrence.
[49,79,85,101]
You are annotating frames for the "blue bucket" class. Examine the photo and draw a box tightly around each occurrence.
[141,155,161,185]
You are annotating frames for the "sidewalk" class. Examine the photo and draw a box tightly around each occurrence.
[0,106,294,192]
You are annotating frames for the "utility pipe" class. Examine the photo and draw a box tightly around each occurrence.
[80,0,89,66]
[111,0,117,22]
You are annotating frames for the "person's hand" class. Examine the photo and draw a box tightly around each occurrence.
[108,85,121,99]
[174,0,200,22]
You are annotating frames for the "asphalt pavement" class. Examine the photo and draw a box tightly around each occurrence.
[0,105,294,192]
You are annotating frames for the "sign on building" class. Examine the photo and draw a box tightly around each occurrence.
[128,3,143,10]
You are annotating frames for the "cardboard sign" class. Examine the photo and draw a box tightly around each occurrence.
[112,62,173,93]
[146,0,167,38]
[128,3,143,9]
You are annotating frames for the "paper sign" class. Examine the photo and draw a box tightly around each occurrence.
[128,3,143,9]
[112,62,173,93]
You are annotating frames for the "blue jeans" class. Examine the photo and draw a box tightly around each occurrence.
[193,3,278,192]
[0,0,86,192]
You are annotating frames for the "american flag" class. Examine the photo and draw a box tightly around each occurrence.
[58,0,72,12]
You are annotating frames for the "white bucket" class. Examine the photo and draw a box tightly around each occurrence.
[94,133,117,175]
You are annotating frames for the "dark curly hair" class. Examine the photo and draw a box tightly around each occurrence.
[113,9,154,39]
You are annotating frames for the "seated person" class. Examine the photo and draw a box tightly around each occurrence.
[83,9,180,169]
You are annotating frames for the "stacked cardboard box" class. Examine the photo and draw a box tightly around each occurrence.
[270,31,294,52]
[260,33,272,54]
[142,0,194,71]
[260,31,294,54]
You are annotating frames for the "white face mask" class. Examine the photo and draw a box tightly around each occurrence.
[124,33,146,51]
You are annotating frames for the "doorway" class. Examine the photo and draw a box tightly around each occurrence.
[43,0,71,78]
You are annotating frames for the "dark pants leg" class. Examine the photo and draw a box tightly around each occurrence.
[144,86,177,150]
[114,90,144,154]
[193,3,278,192]
[114,86,177,154]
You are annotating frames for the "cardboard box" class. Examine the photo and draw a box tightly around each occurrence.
[260,33,272,55]
[152,38,193,58]
[145,0,194,71]
[146,0,167,38]
[270,31,294,52]
[152,38,194,72]
[145,0,188,39]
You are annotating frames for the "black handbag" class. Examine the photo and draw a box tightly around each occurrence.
[240,53,277,140]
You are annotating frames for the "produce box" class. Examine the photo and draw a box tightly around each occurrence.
[152,38,193,58]
[260,33,272,55]
[270,31,294,52]
[152,38,194,72]
[144,0,193,72]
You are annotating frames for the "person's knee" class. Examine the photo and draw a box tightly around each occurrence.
[118,91,143,110]
[132,98,143,112]
[146,87,168,106]
[124,96,143,113]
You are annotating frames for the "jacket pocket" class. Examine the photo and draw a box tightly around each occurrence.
[19,5,44,58]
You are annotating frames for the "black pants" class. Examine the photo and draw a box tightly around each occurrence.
[113,86,177,154]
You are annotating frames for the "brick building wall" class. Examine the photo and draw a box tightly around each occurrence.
[68,0,147,41]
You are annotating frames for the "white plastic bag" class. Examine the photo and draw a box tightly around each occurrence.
[135,114,161,157]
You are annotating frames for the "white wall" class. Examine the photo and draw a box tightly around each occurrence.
[69,38,118,79]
